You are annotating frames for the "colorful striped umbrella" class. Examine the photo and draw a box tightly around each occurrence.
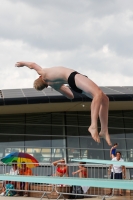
[1,152,39,168]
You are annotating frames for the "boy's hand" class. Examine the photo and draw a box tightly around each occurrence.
[15,62,25,67]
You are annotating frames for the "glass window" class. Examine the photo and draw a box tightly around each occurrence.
[117,150,127,161]
[52,113,64,135]
[127,149,133,162]
[25,148,52,163]
[80,149,88,159]
[0,147,4,159]
[66,126,79,136]
[51,136,65,148]
[52,113,63,125]
[104,149,110,160]
[51,148,66,162]
[77,113,91,136]
[0,124,25,134]
[25,136,51,147]
[0,114,25,123]
[126,138,133,148]
[104,137,126,150]
[124,119,133,137]
[41,148,51,163]
[108,126,125,135]
[26,113,51,124]
[123,110,133,137]
[109,111,123,118]
[67,148,80,162]
[0,135,24,147]
[87,149,104,159]
[66,113,79,136]
[88,137,103,149]
[108,111,124,135]
[80,137,89,148]
[6,147,24,152]
[80,136,104,158]
[126,139,133,161]
[125,132,133,138]
[67,137,79,148]
[78,127,89,136]
[26,125,51,135]
[110,132,125,139]
[52,126,64,136]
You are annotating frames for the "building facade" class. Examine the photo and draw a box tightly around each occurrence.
[0,87,133,163]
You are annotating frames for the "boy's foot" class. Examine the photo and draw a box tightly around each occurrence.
[99,131,112,146]
[88,126,100,143]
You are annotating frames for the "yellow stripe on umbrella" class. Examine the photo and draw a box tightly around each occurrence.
[1,152,39,168]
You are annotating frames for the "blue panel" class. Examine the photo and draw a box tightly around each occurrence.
[72,158,133,167]
[0,175,133,190]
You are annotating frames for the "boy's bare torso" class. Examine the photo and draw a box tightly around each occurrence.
[41,67,75,85]
[15,61,112,146]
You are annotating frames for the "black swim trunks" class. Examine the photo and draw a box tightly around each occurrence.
[68,71,87,93]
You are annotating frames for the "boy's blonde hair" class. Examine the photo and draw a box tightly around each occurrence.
[33,77,46,91]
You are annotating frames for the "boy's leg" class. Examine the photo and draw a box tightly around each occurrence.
[88,92,103,143]
[75,74,103,143]
[75,74,111,145]
[99,94,112,145]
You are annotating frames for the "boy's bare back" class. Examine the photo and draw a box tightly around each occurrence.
[41,66,74,83]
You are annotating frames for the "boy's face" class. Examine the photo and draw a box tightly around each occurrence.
[39,76,48,88]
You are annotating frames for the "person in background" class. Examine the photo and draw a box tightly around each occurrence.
[108,151,126,196]
[0,160,19,196]
[72,162,89,194]
[52,159,68,177]
[15,162,32,197]
[72,162,88,178]
[110,143,118,159]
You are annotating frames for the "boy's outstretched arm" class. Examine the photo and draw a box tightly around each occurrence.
[15,61,42,74]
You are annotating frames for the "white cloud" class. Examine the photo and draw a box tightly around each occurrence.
[102,45,109,54]
[0,0,133,89]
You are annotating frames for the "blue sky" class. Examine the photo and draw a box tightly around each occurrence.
[0,0,133,89]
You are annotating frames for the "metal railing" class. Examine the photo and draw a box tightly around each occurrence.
[0,162,130,200]
[54,163,115,200]
[0,163,55,199]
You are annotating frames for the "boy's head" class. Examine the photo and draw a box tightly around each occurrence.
[34,76,48,91]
